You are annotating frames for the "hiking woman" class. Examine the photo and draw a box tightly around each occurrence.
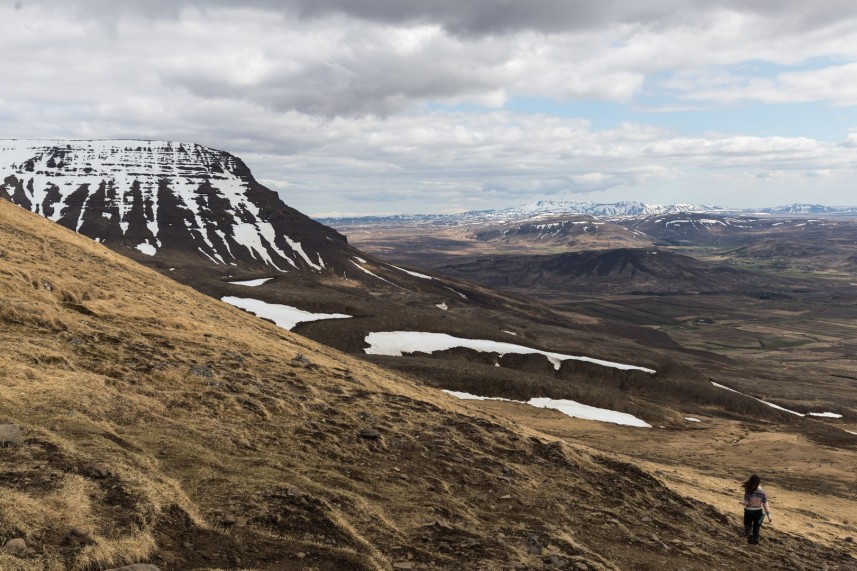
[740,474,772,544]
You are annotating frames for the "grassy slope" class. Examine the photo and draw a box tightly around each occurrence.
[0,200,854,571]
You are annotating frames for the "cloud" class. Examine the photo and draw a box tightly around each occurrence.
[31,0,857,38]
[5,2,857,214]
[9,2,857,118]
[676,62,857,106]
[232,110,857,214]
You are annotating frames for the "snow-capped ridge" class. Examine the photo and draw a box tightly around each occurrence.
[0,139,344,273]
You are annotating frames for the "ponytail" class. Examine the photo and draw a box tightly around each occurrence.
[743,474,760,494]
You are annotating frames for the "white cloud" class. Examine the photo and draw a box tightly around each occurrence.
[235,110,857,214]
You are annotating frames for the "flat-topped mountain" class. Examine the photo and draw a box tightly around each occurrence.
[0,140,363,274]
[433,247,812,296]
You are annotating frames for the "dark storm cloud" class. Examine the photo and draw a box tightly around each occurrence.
[36,0,857,36]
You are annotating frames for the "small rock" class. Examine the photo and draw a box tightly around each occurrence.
[292,353,312,365]
[104,565,162,571]
[359,428,381,440]
[0,424,23,446]
[190,366,212,378]
[286,486,303,497]
[393,563,414,570]
[221,514,237,526]
[65,527,94,546]
[526,534,543,555]
[42,280,53,291]
[2,538,29,557]
[90,462,111,479]
[547,554,567,568]
[573,563,589,571]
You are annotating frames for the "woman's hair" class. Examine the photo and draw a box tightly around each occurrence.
[743,474,761,494]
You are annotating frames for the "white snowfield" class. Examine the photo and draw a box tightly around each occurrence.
[684,417,702,422]
[350,260,404,288]
[443,390,651,428]
[0,140,322,271]
[363,331,656,373]
[228,277,274,287]
[135,242,156,256]
[221,296,350,330]
[711,382,841,418]
[391,264,433,279]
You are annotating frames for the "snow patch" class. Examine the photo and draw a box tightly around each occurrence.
[391,264,433,279]
[135,242,156,256]
[711,382,804,416]
[443,390,650,428]
[807,412,843,418]
[350,261,404,288]
[436,303,448,310]
[684,417,702,423]
[221,296,350,330]
[228,277,274,287]
[364,331,655,373]
[444,286,468,300]
[284,235,322,270]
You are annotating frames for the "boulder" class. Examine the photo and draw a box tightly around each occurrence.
[0,424,23,446]
[65,527,94,546]
[359,428,381,440]
[2,537,29,557]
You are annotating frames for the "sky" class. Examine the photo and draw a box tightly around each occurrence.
[4,1,857,216]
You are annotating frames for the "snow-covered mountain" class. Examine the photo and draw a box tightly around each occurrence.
[320,201,857,230]
[755,203,857,215]
[491,200,715,218]
[0,139,352,273]
[319,201,723,228]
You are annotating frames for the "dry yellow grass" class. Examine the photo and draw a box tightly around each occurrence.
[1,200,855,571]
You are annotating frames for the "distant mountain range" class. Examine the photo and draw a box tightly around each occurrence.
[318,200,857,227]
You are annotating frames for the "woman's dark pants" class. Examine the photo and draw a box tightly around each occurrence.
[743,509,765,544]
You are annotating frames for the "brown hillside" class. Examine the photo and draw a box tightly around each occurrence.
[0,200,854,571]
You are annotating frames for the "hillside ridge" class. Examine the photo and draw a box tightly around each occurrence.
[2,188,854,570]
